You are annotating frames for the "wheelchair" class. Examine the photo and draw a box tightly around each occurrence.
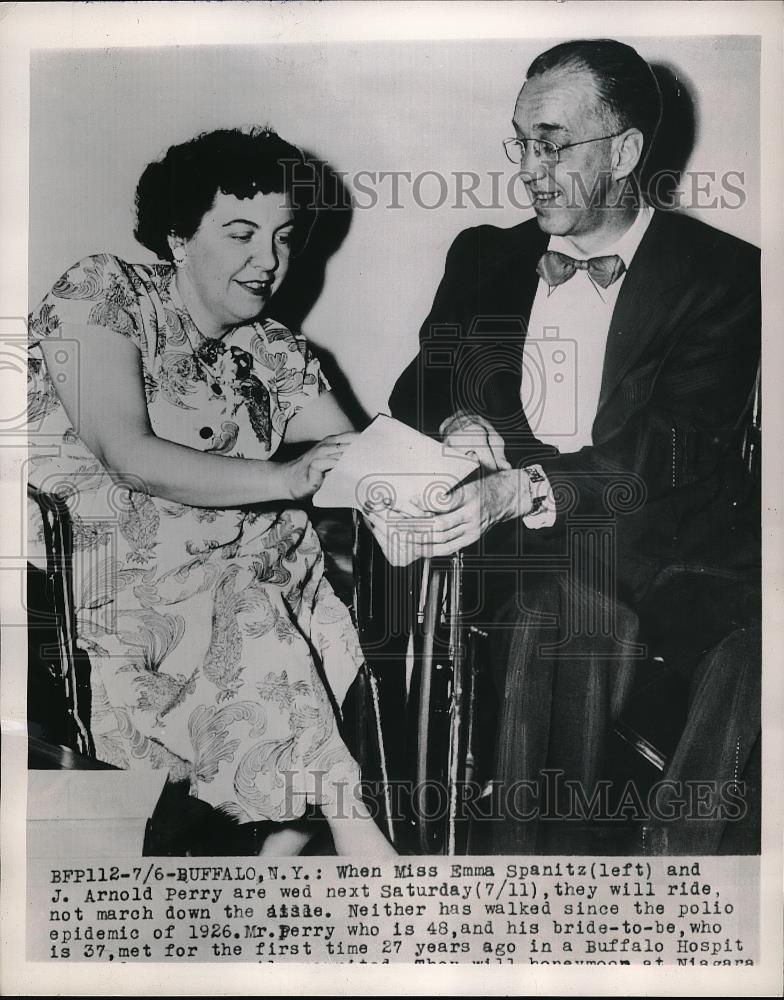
[27,483,103,767]
[25,487,394,852]
[354,365,762,856]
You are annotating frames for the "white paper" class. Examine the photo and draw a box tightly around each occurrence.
[312,413,478,513]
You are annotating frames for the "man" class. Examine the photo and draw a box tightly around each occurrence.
[375,39,760,854]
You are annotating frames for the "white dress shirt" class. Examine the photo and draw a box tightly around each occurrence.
[522,205,654,454]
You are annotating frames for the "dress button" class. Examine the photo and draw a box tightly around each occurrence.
[199,426,213,439]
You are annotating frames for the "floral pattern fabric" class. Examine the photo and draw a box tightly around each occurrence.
[27,253,362,822]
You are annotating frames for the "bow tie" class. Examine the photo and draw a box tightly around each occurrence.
[537,250,626,289]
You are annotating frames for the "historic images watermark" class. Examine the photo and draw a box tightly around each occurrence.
[281,161,748,213]
[280,770,749,826]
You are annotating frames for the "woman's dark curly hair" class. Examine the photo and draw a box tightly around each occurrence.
[134,127,319,261]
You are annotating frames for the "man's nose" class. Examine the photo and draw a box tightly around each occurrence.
[517,149,550,182]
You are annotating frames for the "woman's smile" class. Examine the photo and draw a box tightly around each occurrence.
[235,277,273,295]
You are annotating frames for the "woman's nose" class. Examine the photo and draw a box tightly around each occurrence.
[249,238,278,272]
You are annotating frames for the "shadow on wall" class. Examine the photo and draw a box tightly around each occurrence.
[642,63,699,210]
[269,153,370,429]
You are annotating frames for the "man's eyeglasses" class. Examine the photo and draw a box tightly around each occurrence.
[503,131,627,166]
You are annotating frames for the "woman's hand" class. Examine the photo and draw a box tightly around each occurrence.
[281,432,357,501]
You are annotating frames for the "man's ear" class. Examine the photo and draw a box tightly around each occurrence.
[612,128,644,182]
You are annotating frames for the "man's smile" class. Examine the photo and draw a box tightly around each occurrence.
[529,189,563,208]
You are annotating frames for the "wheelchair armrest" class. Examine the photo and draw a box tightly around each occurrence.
[27,483,96,760]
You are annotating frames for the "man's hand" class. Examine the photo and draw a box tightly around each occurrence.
[439,411,511,472]
[364,468,533,565]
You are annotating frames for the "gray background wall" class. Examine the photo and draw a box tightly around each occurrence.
[30,36,760,417]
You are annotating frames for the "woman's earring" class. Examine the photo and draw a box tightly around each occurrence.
[173,248,187,268]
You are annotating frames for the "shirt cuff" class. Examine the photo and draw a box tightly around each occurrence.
[522,464,556,529]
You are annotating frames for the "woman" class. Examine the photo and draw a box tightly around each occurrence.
[27,127,394,856]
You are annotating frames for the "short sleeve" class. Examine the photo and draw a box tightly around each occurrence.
[28,254,146,352]
[262,320,331,419]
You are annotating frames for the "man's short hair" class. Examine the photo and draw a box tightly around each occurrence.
[527,39,663,167]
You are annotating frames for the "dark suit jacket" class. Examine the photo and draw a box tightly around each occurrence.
[389,210,760,604]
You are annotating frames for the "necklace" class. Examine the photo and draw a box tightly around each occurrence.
[169,269,232,397]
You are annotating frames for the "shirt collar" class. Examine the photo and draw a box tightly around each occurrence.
[549,203,654,269]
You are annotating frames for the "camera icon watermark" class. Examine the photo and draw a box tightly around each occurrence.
[355,470,465,518]
[521,324,578,440]
[416,315,578,448]
[1,316,82,442]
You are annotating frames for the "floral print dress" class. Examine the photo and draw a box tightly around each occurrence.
[27,253,363,823]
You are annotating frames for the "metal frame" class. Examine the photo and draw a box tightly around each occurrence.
[352,524,489,855]
[27,484,96,759]
[412,553,487,854]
